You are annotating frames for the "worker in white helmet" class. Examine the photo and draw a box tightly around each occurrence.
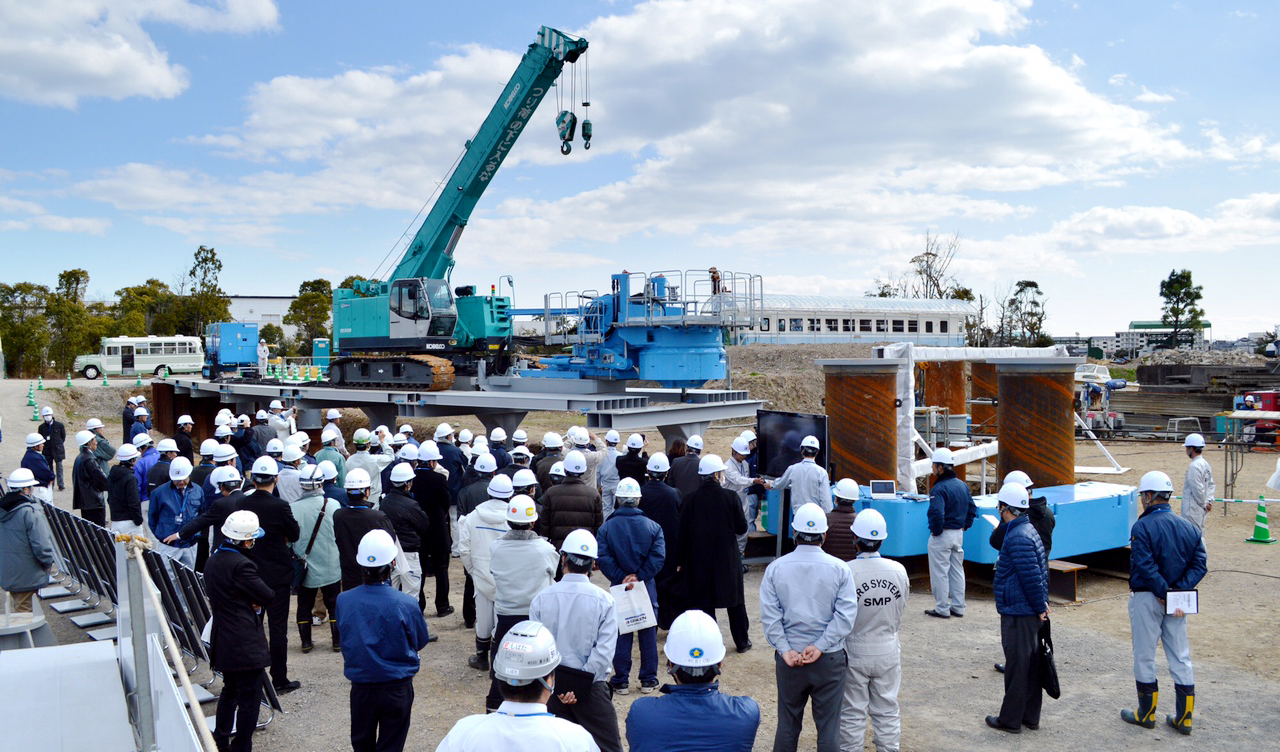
[277,444,307,503]
[381,461,431,603]
[840,509,909,752]
[1119,471,1207,737]
[597,429,622,519]
[614,433,649,487]
[107,444,145,536]
[724,436,768,558]
[489,426,512,471]
[484,495,559,711]
[399,423,419,449]
[822,479,861,562]
[150,457,203,568]
[411,441,454,618]
[770,435,828,512]
[252,409,275,458]
[637,453,681,629]
[760,502,857,751]
[436,621,598,752]
[322,409,348,456]
[1180,433,1213,533]
[988,470,1055,677]
[1,467,57,616]
[625,609,760,752]
[85,418,117,476]
[37,405,67,492]
[529,530,623,752]
[538,451,604,553]
[498,444,534,480]
[345,428,386,507]
[71,429,110,526]
[317,425,348,488]
[268,399,296,440]
[21,433,55,503]
[174,414,196,463]
[924,447,976,619]
[333,468,396,591]
[458,474,514,671]
[535,432,566,491]
[597,478,666,696]
[666,434,704,500]
[257,338,270,375]
[567,426,609,491]
[338,529,431,752]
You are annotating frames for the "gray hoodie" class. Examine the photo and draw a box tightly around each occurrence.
[0,491,56,593]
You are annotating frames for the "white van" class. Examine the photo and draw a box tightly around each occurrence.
[73,335,205,379]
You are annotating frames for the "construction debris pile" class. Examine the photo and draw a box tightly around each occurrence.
[1139,349,1268,367]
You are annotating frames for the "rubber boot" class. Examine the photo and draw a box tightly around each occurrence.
[1121,683,1158,729]
[468,638,491,671]
[1165,684,1193,735]
[297,620,313,653]
[330,619,342,653]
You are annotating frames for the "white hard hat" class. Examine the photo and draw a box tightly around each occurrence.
[251,456,279,477]
[357,529,398,567]
[345,467,372,490]
[1267,458,1280,492]
[127,396,138,405]
[1003,470,1034,488]
[199,439,220,456]
[41,406,53,417]
[493,620,561,686]
[851,508,889,541]
[375,425,390,437]
[487,474,514,499]
[418,440,442,462]
[472,435,489,450]
[135,395,146,403]
[326,408,341,420]
[281,445,306,463]
[458,428,474,444]
[563,450,587,475]
[265,438,285,454]
[7,468,38,489]
[833,478,860,500]
[490,426,507,443]
[739,429,757,443]
[215,425,233,438]
[255,409,268,421]
[512,469,538,489]
[605,429,620,445]
[1245,394,1257,403]
[210,466,242,486]
[115,444,141,462]
[697,454,726,475]
[86,418,104,431]
[731,437,751,455]
[474,453,498,474]
[647,453,670,474]
[932,447,955,465]
[291,431,311,446]
[169,457,194,481]
[157,438,179,454]
[1183,433,1206,448]
[433,422,454,440]
[561,529,598,558]
[1138,470,1174,494]
[177,414,194,426]
[664,609,726,667]
[269,399,284,410]
[616,477,642,501]
[391,432,407,447]
[996,482,1030,509]
[353,427,371,444]
[389,462,416,484]
[239,414,251,427]
[792,502,829,534]
[214,414,231,427]
[512,429,528,443]
[212,444,238,463]
[132,432,153,446]
[399,424,414,434]
[626,433,645,450]
[686,435,704,451]
[299,464,325,488]
[321,427,341,444]
[507,494,539,523]
[397,444,419,461]
[549,461,566,478]
[511,445,533,459]
[317,460,339,481]
[134,407,149,417]
[543,432,563,449]
[75,430,96,447]
[222,510,264,541]
[800,435,820,451]
[216,407,233,418]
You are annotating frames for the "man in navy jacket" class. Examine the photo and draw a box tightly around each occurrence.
[925,448,976,619]
[597,478,666,694]
[1121,470,1207,736]
[986,483,1048,735]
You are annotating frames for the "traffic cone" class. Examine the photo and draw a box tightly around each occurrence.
[27,385,35,406]
[135,373,143,387]
[163,365,170,379]
[103,373,109,386]
[1245,496,1276,544]
[30,404,39,421]
[37,375,44,390]
[66,373,72,387]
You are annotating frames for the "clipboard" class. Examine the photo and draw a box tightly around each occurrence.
[1166,590,1198,615]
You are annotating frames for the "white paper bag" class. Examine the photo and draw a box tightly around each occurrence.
[610,582,656,634]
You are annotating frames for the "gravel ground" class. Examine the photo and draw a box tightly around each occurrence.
[4,375,1280,750]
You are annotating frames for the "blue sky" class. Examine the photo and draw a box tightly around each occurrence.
[2,0,1278,339]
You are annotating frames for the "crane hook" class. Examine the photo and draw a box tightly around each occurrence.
[561,141,572,155]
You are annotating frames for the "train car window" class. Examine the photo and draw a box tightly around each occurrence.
[860,319,872,332]
[875,320,887,333]
[940,320,949,333]
[908,320,918,333]
[925,321,934,333]
[892,320,904,333]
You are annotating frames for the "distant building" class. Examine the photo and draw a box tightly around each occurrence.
[735,295,975,346]
[1122,320,1211,353]
[227,295,299,338]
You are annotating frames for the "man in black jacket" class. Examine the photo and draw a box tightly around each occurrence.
[413,443,454,616]
[71,430,110,526]
[615,434,650,486]
[381,463,432,604]
[38,406,67,492]
[174,414,196,463]
[174,466,244,553]
[108,444,145,536]
[667,435,703,500]
[333,468,396,591]
[638,453,682,629]
[235,456,301,694]
[206,510,275,752]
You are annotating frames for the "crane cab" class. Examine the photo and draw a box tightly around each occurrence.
[390,278,457,343]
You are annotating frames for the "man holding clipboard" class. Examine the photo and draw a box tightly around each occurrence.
[1121,471,1207,736]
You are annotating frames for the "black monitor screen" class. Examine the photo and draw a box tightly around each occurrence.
[756,410,828,478]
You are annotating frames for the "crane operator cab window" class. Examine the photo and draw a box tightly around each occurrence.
[390,278,458,339]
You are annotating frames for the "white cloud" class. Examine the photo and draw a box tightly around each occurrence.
[0,0,279,108]
[0,192,111,234]
[1135,87,1176,103]
[1108,73,1129,86]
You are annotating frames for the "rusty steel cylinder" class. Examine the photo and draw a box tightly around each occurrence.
[921,360,968,481]
[971,362,997,439]
[821,361,900,484]
[995,361,1076,487]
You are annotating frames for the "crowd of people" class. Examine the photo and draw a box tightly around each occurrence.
[0,395,1232,751]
